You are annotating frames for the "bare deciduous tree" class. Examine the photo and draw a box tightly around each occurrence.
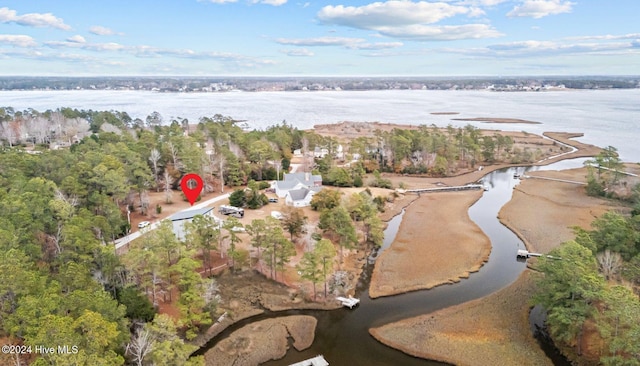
[597,249,623,280]
[163,170,174,204]
[149,148,161,192]
[127,327,155,366]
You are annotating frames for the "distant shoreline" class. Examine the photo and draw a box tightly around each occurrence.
[452,117,542,124]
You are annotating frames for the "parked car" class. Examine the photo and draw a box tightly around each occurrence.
[138,221,151,229]
[268,197,278,203]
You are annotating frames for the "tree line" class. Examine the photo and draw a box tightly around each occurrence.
[533,210,640,365]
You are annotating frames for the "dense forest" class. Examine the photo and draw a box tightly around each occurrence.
[0,107,390,365]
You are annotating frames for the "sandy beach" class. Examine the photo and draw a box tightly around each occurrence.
[369,190,491,298]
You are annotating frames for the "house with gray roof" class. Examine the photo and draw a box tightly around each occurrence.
[273,172,322,198]
[169,207,219,241]
[272,172,322,207]
[285,187,317,207]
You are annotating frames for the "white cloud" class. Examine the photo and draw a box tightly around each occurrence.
[276,36,366,47]
[253,0,288,5]
[455,0,509,5]
[318,1,469,28]
[468,7,486,17]
[89,26,123,36]
[280,48,315,56]
[42,38,275,68]
[348,41,404,49]
[445,39,640,58]
[45,40,126,52]
[507,0,574,19]
[66,35,86,43]
[317,1,502,41]
[0,34,37,47]
[566,33,640,41]
[276,37,404,50]
[377,24,502,40]
[0,7,71,30]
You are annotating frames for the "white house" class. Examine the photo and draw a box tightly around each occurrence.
[169,207,219,241]
[273,172,322,198]
[285,187,316,207]
[313,147,329,158]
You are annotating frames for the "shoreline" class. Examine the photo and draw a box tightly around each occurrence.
[452,117,542,124]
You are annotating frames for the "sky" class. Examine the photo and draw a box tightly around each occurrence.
[0,0,638,76]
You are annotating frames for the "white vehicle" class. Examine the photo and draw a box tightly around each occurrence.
[271,211,284,220]
[138,221,151,229]
[219,205,244,218]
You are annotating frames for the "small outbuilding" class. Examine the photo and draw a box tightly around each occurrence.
[169,207,218,241]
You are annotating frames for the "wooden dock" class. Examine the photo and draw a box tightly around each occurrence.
[289,355,329,366]
[517,249,561,260]
[404,184,485,194]
[336,296,360,309]
[597,166,638,177]
[517,249,542,258]
[521,175,587,186]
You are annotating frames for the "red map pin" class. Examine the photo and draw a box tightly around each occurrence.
[180,173,204,206]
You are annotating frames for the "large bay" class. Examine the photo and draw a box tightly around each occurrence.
[2,89,639,161]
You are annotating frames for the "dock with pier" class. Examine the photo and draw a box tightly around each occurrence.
[517,249,561,260]
[402,184,485,194]
[521,175,586,185]
[336,296,360,309]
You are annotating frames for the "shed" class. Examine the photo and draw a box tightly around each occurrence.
[169,207,217,241]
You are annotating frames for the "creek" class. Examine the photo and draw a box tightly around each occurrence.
[201,159,588,365]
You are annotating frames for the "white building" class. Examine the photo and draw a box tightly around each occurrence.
[169,207,218,241]
[272,172,322,207]
[285,187,316,207]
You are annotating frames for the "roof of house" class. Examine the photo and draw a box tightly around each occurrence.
[284,172,322,183]
[169,207,213,221]
[275,180,301,191]
[287,188,311,201]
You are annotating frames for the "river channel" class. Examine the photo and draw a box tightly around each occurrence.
[202,159,588,365]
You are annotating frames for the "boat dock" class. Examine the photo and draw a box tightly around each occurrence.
[336,296,360,309]
[517,249,542,258]
[289,355,329,366]
[521,175,587,186]
[404,184,485,194]
[517,249,561,260]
